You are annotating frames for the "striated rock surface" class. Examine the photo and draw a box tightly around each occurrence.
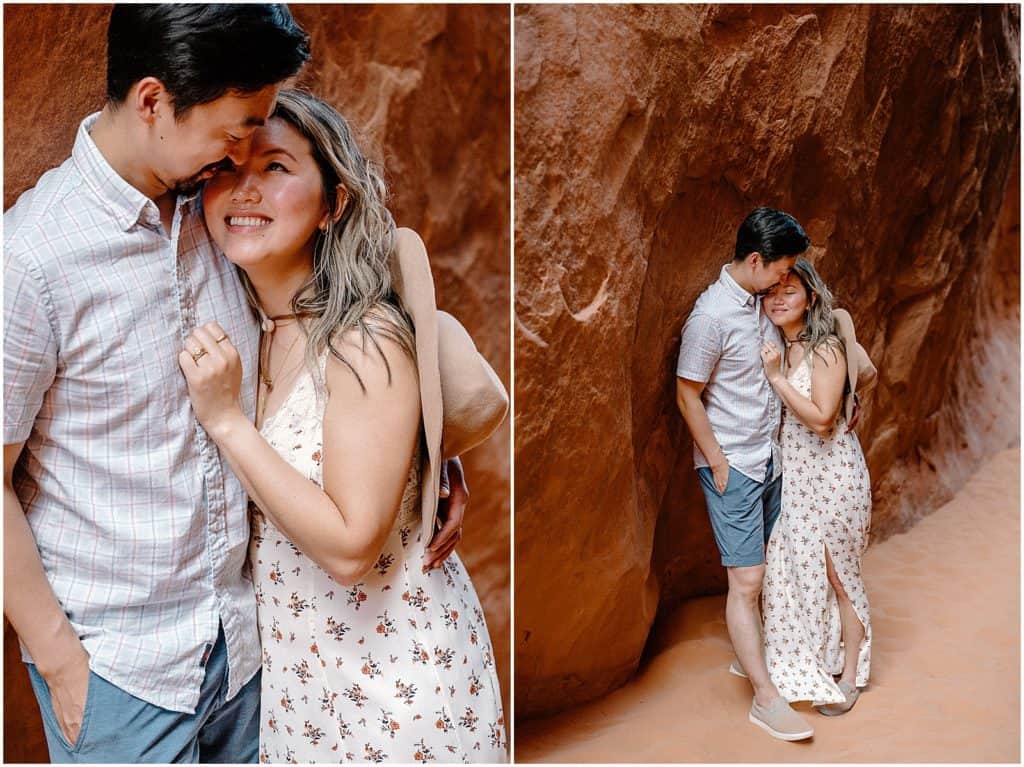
[4,5,509,761]
[515,4,1019,717]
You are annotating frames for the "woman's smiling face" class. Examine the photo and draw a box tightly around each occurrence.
[203,116,329,272]
[764,273,810,327]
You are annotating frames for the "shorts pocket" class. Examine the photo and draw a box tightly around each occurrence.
[28,663,96,754]
[718,465,732,496]
[698,465,731,498]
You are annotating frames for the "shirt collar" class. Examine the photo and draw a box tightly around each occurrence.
[72,113,200,231]
[718,263,756,308]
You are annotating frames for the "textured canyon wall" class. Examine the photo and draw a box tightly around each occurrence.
[4,5,509,760]
[515,4,1019,717]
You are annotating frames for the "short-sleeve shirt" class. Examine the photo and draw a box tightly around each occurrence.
[3,113,261,714]
[676,264,782,483]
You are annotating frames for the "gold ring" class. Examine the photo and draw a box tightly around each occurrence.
[191,347,207,362]
[214,334,227,343]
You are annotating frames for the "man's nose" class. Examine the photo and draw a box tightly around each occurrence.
[225,136,254,166]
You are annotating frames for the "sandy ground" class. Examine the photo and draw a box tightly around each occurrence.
[515,448,1020,763]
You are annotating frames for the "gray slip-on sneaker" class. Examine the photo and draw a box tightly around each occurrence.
[729,659,748,678]
[815,680,860,716]
[749,696,814,741]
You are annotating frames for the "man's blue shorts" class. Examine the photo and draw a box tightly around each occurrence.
[26,624,259,763]
[697,458,781,567]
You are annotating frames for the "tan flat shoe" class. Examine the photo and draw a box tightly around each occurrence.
[749,696,814,741]
[816,680,860,716]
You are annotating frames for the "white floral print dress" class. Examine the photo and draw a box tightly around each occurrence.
[250,354,507,763]
[762,347,872,704]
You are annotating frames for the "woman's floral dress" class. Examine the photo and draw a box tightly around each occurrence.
[762,346,872,704]
[250,355,507,763]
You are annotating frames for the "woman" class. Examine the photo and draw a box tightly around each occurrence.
[176,89,506,762]
[758,257,872,716]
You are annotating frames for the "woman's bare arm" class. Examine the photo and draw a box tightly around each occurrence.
[763,340,846,437]
[184,326,421,585]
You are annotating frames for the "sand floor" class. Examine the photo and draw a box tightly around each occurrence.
[515,448,1020,763]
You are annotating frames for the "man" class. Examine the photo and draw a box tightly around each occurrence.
[4,6,467,762]
[675,207,812,741]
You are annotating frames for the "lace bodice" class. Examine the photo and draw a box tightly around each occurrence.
[787,350,813,397]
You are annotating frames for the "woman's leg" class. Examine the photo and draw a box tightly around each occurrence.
[824,546,864,687]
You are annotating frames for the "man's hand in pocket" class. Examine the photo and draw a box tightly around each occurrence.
[42,644,90,747]
[711,456,730,494]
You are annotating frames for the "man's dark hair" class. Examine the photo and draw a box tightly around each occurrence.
[733,207,810,263]
[107,4,311,118]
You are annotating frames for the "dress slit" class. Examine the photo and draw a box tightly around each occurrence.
[822,532,871,685]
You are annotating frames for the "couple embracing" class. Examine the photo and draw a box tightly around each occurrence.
[5,4,506,763]
[676,207,876,741]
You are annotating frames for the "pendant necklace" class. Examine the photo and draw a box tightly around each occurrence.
[257,310,312,426]
[783,333,802,369]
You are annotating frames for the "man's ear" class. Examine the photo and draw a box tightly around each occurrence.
[747,251,762,268]
[132,77,170,126]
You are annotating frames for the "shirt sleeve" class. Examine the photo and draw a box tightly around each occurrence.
[4,249,58,444]
[676,311,721,383]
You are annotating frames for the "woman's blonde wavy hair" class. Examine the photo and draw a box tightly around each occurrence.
[238,88,415,395]
[788,257,844,365]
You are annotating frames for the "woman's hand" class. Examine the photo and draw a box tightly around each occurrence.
[177,321,247,441]
[760,341,783,383]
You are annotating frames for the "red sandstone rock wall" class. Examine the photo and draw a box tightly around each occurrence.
[515,3,1019,717]
[3,5,510,760]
